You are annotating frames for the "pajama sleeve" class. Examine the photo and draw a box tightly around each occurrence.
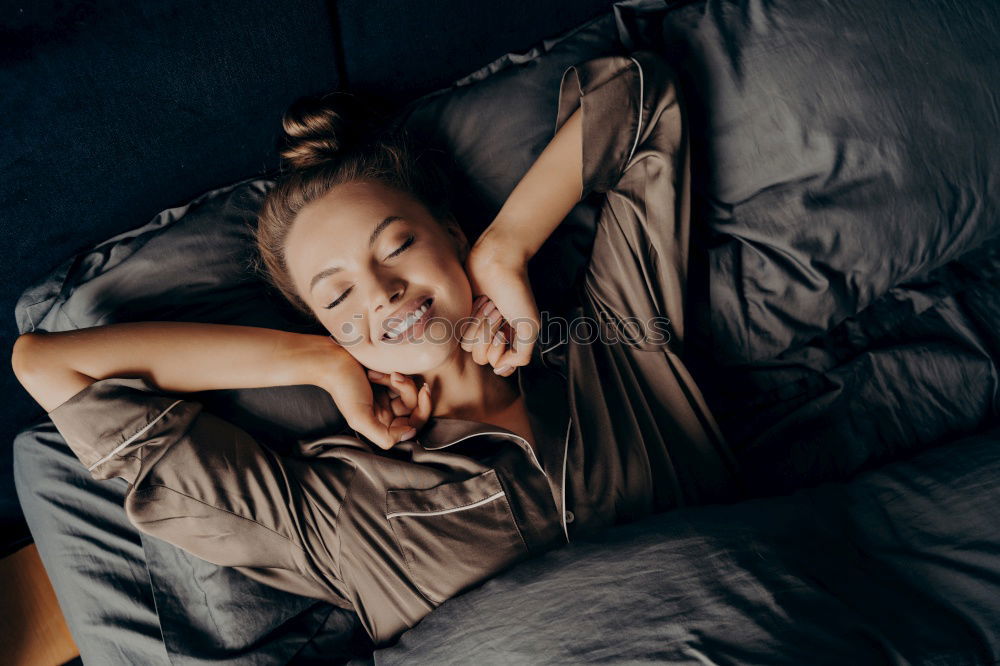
[553,53,736,496]
[47,376,200,483]
[46,376,352,606]
[554,51,656,199]
[554,51,694,353]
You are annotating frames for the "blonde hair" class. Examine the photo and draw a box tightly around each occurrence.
[251,91,457,321]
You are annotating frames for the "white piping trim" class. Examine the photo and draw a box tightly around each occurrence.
[626,56,645,166]
[560,417,572,544]
[87,399,185,472]
[386,490,506,519]
[447,430,548,480]
[540,341,564,355]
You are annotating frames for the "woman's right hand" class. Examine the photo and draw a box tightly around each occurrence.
[310,340,431,449]
[460,229,541,376]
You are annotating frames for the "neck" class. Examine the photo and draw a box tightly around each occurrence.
[415,346,520,422]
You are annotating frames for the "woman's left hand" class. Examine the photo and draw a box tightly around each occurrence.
[366,370,433,437]
[460,230,541,376]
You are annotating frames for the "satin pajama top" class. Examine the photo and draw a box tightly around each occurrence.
[47,50,742,646]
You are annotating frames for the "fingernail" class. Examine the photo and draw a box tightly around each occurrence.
[391,372,403,383]
[494,365,511,374]
[482,301,496,317]
[487,308,502,324]
[367,370,385,378]
[400,428,417,441]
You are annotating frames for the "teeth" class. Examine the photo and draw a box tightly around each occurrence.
[385,301,430,340]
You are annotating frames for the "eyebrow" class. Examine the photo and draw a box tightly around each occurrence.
[309,215,404,294]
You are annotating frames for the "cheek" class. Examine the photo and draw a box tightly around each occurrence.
[327,317,386,371]
[403,247,471,311]
[424,247,472,300]
[327,312,366,346]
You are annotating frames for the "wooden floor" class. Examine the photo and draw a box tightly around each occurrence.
[0,543,79,665]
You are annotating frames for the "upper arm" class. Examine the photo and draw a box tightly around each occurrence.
[12,333,98,413]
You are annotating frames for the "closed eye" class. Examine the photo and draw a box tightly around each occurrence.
[325,287,351,310]
[386,234,415,259]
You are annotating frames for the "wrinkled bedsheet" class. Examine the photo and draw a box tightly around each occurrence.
[375,423,1000,664]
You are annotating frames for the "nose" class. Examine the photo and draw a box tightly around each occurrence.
[371,270,406,313]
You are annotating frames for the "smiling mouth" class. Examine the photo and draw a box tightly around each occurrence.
[382,298,433,341]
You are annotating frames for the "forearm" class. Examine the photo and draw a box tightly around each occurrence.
[476,105,584,264]
[13,322,337,411]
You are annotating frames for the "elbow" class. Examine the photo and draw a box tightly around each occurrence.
[11,333,95,413]
[11,333,45,386]
[12,332,59,402]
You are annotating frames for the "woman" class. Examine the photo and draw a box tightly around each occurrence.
[13,51,742,645]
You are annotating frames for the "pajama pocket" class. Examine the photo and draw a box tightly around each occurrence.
[385,468,529,605]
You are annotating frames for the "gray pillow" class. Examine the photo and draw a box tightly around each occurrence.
[15,178,348,450]
[616,0,1000,364]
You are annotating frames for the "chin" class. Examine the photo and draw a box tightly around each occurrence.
[386,339,458,375]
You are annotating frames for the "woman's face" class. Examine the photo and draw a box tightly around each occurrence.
[285,179,472,375]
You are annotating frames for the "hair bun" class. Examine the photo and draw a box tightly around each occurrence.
[280,91,393,170]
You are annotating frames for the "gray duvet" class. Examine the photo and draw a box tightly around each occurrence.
[377,423,1000,664]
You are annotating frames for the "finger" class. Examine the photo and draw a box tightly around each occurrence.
[367,369,396,390]
[459,304,489,352]
[473,306,505,365]
[486,324,509,368]
[389,395,409,417]
[402,385,429,432]
[495,314,539,376]
[409,382,433,430]
[459,296,489,339]
[467,301,502,363]
[366,370,402,400]
[348,408,396,450]
[387,415,418,443]
[380,392,400,425]
[374,391,394,425]
[378,406,393,427]
[460,318,487,353]
[390,371,419,408]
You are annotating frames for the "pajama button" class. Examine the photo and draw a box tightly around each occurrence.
[564,510,575,524]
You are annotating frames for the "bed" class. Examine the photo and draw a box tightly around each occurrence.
[12,0,1000,663]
